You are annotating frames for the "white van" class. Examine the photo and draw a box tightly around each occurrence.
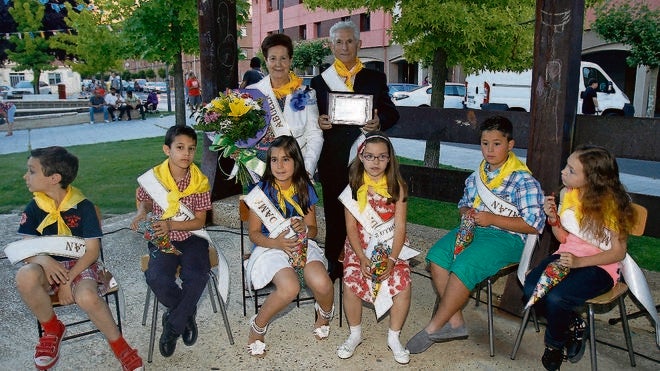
[465,61,633,116]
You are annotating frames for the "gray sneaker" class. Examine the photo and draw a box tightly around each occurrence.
[406,329,434,354]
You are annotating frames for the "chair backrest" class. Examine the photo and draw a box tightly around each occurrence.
[630,203,647,237]
[239,196,249,222]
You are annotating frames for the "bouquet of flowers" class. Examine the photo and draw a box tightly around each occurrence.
[136,213,182,255]
[193,89,270,186]
[370,243,390,300]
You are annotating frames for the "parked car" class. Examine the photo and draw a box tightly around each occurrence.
[133,79,147,92]
[6,81,52,99]
[392,83,466,108]
[387,83,418,97]
[151,82,168,93]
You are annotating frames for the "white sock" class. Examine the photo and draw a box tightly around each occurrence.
[346,324,362,344]
[388,329,405,353]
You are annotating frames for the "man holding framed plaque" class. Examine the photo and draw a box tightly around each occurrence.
[311,20,399,281]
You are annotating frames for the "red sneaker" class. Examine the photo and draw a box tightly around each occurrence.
[34,322,65,370]
[118,347,144,371]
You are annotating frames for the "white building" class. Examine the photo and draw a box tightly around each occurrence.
[0,64,82,96]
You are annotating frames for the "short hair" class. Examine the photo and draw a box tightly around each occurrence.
[250,57,262,68]
[164,125,197,147]
[480,115,513,141]
[30,146,79,189]
[588,78,598,86]
[329,21,360,42]
[261,33,294,59]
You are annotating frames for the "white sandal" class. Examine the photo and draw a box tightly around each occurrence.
[247,314,268,357]
[313,302,334,340]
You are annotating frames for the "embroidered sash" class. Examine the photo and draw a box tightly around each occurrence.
[4,236,87,264]
[474,175,539,285]
[254,78,295,139]
[339,186,419,318]
[138,170,230,303]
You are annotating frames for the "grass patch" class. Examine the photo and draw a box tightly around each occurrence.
[0,137,658,271]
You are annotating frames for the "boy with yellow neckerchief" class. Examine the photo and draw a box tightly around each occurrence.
[130,125,212,358]
[15,146,143,370]
[406,116,545,354]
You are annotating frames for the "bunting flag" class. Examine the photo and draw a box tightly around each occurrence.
[3,28,75,39]
[1,0,95,14]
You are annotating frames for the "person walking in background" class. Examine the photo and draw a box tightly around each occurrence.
[406,116,545,354]
[524,145,634,371]
[240,57,265,89]
[130,126,212,358]
[581,78,599,115]
[311,20,399,282]
[0,99,16,136]
[246,33,322,178]
[337,132,412,364]
[14,146,143,370]
[185,73,202,117]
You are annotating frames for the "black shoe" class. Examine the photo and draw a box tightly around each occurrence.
[162,309,170,329]
[566,316,587,363]
[541,347,563,371]
[159,322,179,357]
[182,311,198,346]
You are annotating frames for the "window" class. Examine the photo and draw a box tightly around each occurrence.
[240,26,247,37]
[315,22,321,38]
[48,73,62,86]
[360,13,371,32]
[9,73,25,87]
[341,16,350,22]
[299,25,306,40]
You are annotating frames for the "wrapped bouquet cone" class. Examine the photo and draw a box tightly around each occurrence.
[370,243,389,300]
[137,214,182,255]
[454,210,476,258]
[525,259,570,309]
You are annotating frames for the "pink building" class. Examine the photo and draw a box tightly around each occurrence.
[250,0,419,84]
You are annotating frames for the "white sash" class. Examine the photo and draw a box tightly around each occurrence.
[137,170,230,303]
[242,186,302,290]
[560,208,660,346]
[4,236,87,264]
[474,174,539,285]
[252,78,294,138]
[321,65,351,92]
[339,186,419,318]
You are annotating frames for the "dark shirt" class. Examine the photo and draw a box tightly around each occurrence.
[582,86,598,114]
[242,69,264,87]
[89,95,105,106]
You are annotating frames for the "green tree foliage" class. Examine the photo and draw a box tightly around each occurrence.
[592,2,659,117]
[293,39,331,74]
[158,68,167,79]
[145,68,156,79]
[304,0,535,166]
[592,3,659,68]
[7,0,56,92]
[49,4,127,77]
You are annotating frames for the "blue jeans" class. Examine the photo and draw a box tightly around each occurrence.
[145,235,210,335]
[523,254,613,349]
[89,106,109,121]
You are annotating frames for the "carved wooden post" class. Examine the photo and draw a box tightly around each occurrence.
[197,0,242,202]
[500,0,585,313]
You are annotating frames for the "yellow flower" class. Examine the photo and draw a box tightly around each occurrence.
[228,99,250,117]
[211,98,224,110]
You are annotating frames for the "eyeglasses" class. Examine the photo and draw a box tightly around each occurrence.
[362,153,390,162]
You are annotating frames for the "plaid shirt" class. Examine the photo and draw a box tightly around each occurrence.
[136,172,212,241]
[459,168,545,241]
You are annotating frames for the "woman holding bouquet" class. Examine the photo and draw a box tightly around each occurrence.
[244,136,334,357]
[247,33,323,178]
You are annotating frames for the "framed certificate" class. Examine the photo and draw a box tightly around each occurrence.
[328,93,373,125]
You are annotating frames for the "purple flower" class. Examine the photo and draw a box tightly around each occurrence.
[290,89,310,111]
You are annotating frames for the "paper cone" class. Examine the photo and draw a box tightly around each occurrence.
[525,260,570,309]
[454,210,476,257]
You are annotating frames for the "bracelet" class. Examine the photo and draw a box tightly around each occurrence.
[388,256,399,264]
[547,216,561,227]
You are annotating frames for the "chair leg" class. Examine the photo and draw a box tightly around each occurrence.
[113,291,123,334]
[142,287,151,326]
[618,296,636,367]
[207,278,218,313]
[510,307,532,360]
[210,272,234,345]
[147,294,159,364]
[338,276,343,328]
[531,308,540,332]
[487,279,495,357]
[588,304,597,371]
[475,282,482,307]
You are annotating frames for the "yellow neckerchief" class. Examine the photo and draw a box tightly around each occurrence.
[34,185,86,235]
[153,159,210,219]
[271,72,302,99]
[357,172,391,211]
[277,183,304,216]
[333,58,364,91]
[560,187,618,232]
[473,151,530,208]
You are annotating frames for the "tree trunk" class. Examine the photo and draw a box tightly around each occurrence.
[173,53,186,126]
[423,48,448,168]
[33,71,41,94]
